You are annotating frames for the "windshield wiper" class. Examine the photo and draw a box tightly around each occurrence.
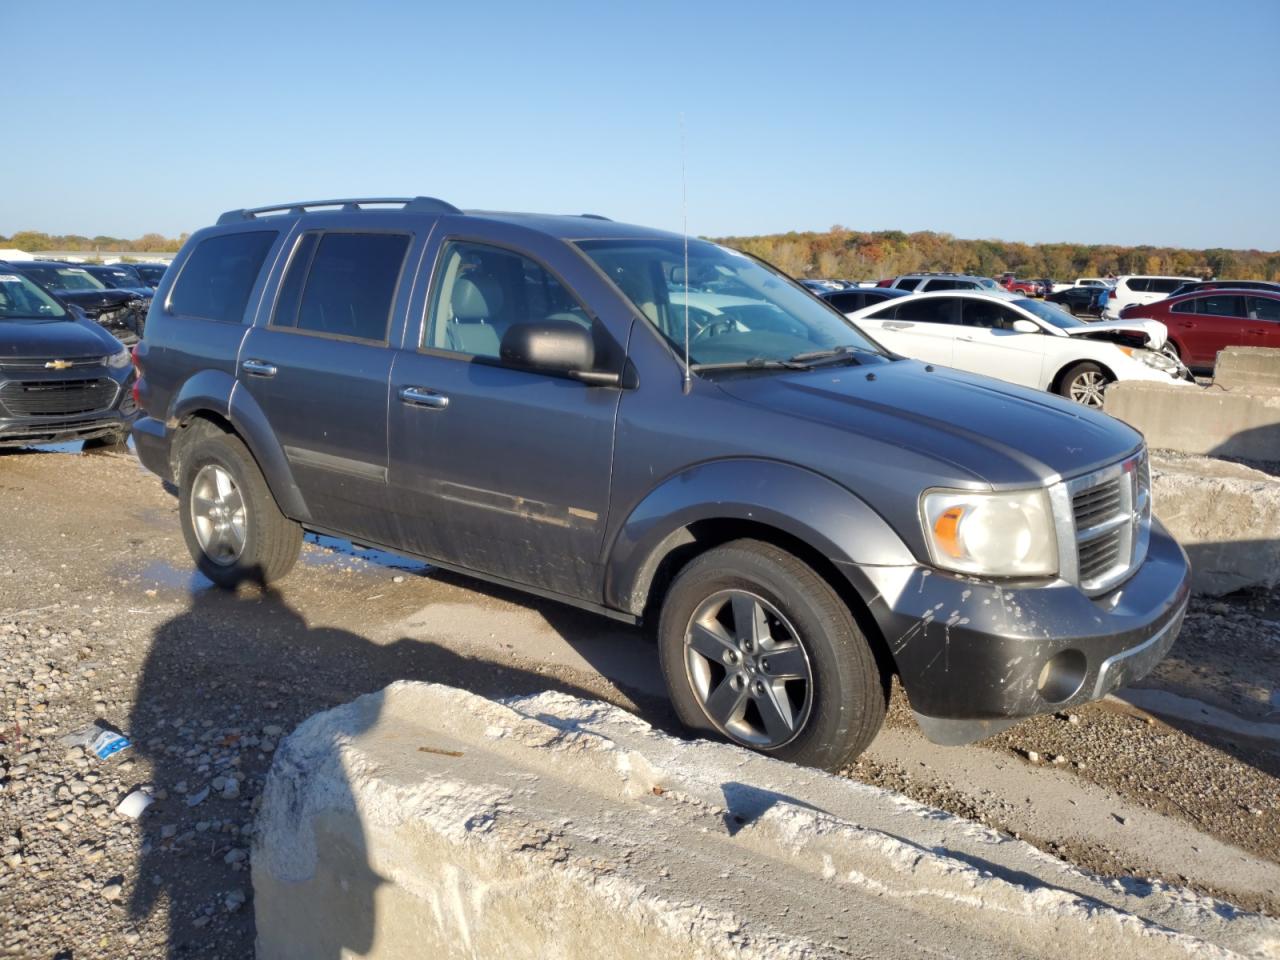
[689,356,810,372]
[787,345,876,365]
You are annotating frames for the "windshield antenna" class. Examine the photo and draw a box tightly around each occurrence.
[681,112,691,394]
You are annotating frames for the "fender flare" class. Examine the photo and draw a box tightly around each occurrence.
[604,458,915,616]
[169,373,310,522]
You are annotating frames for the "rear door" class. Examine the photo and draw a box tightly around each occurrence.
[859,297,957,365]
[952,299,1047,388]
[1244,295,1280,350]
[386,226,623,600]
[237,226,418,544]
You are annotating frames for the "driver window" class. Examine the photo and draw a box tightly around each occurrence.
[961,299,1014,329]
[425,241,591,359]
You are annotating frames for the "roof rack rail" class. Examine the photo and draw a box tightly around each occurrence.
[216,196,461,226]
[578,213,612,220]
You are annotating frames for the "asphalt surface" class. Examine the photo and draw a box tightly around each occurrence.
[1,442,1278,957]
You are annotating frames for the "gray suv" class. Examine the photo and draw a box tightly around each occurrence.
[131,197,1190,770]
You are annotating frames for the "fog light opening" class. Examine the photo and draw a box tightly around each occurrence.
[1036,649,1087,704]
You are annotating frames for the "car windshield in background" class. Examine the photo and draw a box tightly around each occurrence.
[92,268,140,287]
[0,273,69,320]
[976,278,1001,290]
[575,238,886,371]
[1015,297,1082,330]
[21,266,107,292]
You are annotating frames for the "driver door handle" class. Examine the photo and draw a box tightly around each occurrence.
[399,386,449,410]
[241,359,277,378]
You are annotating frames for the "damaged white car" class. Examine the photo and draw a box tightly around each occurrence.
[842,290,1190,407]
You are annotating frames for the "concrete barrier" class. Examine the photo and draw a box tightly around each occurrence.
[1103,380,1280,460]
[1214,346,1280,391]
[253,682,1280,959]
[1152,453,1280,596]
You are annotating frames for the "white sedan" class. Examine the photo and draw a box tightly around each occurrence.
[842,290,1189,407]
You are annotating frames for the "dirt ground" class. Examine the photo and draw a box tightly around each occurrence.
[1,443,1278,958]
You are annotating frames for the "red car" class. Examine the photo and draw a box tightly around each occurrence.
[1121,288,1280,369]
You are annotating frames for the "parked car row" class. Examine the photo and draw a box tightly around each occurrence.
[0,259,169,345]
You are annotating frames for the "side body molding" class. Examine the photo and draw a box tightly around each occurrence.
[605,458,916,615]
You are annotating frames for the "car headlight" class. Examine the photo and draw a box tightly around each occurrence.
[105,348,131,369]
[920,488,1058,577]
[1118,346,1177,373]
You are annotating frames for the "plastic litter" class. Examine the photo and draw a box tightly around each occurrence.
[61,721,131,761]
[116,787,155,819]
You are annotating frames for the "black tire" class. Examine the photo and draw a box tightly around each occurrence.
[657,539,887,771]
[177,432,302,589]
[1058,361,1112,408]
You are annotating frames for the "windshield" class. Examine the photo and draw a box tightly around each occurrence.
[88,266,140,288]
[21,265,107,292]
[0,272,68,320]
[575,238,885,370]
[1014,298,1082,330]
[975,277,1000,290]
[134,264,166,282]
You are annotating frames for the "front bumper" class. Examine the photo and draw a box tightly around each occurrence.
[0,373,136,448]
[844,517,1190,744]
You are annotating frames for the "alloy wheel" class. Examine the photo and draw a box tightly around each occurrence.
[190,464,247,566]
[684,590,813,748]
[1068,371,1108,407]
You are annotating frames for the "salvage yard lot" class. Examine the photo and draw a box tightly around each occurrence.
[2,445,1279,957]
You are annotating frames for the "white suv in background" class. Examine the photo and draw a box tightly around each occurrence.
[1105,275,1200,318]
[883,273,1004,293]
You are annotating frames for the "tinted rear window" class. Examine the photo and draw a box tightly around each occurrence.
[897,297,956,324]
[295,233,409,341]
[169,231,277,323]
[1147,278,1183,294]
[895,277,921,291]
[1123,278,1150,292]
[825,292,862,312]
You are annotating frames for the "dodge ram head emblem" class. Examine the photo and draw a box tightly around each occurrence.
[45,359,72,370]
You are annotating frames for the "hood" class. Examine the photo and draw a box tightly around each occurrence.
[53,289,142,312]
[714,359,1141,487]
[1063,318,1167,349]
[0,316,124,359]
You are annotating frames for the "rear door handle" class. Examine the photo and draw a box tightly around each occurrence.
[241,359,278,378]
[399,386,449,410]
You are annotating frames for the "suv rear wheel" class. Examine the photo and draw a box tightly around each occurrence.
[657,539,887,771]
[178,433,302,588]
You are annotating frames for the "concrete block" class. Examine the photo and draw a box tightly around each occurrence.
[1214,346,1280,391]
[1104,380,1280,460]
[253,682,1280,959]
[1152,453,1280,596]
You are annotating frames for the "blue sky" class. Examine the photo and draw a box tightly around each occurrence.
[4,0,1277,249]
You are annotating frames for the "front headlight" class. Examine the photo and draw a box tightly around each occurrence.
[105,348,131,369]
[920,488,1058,577]
[1118,346,1177,372]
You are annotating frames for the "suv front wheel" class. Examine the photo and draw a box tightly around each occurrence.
[178,432,303,588]
[657,539,888,771]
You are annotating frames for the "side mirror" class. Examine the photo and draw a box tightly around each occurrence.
[499,321,619,385]
[1011,319,1039,334]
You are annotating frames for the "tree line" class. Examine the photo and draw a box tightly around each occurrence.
[0,230,186,253]
[712,226,1280,282]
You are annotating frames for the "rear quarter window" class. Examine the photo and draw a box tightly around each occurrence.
[168,231,277,323]
[1148,278,1182,294]
[1122,278,1150,293]
[895,277,921,291]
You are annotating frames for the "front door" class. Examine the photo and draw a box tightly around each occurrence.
[237,229,415,544]
[387,234,622,600]
[952,299,1046,388]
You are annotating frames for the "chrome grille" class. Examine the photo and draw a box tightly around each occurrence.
[1056,449,1151,596]
[0,378,118,417]
[0,357,105,372]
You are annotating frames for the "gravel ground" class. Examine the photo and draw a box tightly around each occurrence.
[1,443,1279,957]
